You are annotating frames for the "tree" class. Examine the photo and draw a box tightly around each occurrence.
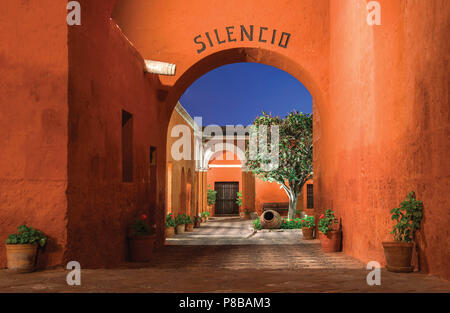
[245,111,313,219]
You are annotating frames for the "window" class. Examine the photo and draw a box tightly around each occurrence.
[122,110,133,182]
[306,184,314,209]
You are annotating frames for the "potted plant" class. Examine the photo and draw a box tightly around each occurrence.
[185,215,194,232]
[207,186,217,211]
[175,213,186,234]
[165,213,176,238]
[128,214,156,262]
[5,225,47,273]
[382,191,423,273]
[194,216,202,228]
[200,212,207,223]
[300,215,315,240]
[318,209,341,252]
[240,208,251,220]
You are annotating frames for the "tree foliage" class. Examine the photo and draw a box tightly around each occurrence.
[246,111,313,219]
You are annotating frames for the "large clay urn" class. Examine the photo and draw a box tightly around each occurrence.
[260,210,281,229]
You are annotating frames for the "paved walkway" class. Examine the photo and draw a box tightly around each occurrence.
[1,217,449,292]
[166,217,309,245]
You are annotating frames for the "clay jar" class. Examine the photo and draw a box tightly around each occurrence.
[302,227,315,240]
[260,210,281,229]
[129,235,155,262]
[319,230,341,252]
[6,244,38,273]
[165,226,175,238]
[382,241,414,273]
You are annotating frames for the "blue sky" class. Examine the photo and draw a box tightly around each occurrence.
[179,62,312,126]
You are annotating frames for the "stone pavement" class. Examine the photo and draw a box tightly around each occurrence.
[166,216,310,245]
[0,217,449,293]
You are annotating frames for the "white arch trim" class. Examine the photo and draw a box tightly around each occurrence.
[202,143,246,169]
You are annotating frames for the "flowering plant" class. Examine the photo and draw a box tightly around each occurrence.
[185,215,194,225]
[175,213,186,225]
[132,213,154,237]
[280,218,302,229]
[243,208,251,215]
[318,209,338,235]
[165,213,176,228]
[300,215,315,228]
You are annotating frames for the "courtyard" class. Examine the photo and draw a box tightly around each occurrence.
[1,218,449,293]
[0,1,449,300]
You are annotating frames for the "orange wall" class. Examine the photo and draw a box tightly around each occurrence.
[65,0,169,266]
[1,0,448,280]
[166,107,197,216]
[326,0,450,280]
[0,0,69,269]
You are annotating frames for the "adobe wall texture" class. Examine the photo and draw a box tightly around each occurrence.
[66,0,169,266]
[0,0,69,268]
[326,0,450,280]
[0,0,448,281]
[166,107,197,216]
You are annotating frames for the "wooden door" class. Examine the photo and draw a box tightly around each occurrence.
[214,182,239,215]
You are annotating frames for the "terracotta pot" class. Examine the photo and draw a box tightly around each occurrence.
[201,216,207,223]
[186,223,194,232]
[302,227,315,240]
[194,219,201,228]
[165,226,175,238]
[6,244,37,273]
[382,241,414,273]
[129,235,155,262]
[176,224,185,234]
[319,230,341,252]
[260,210,281,229]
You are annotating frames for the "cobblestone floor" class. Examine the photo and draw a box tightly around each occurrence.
[1,218,449,293]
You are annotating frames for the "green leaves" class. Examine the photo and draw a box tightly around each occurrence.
[5,225,47,247]
[207,187,217,206]
[253,218,262,230]
[389,191,423,242]
[165,213,176,228]
[246,111,313,218]
[236,191,243,206]
[318,209,338,235]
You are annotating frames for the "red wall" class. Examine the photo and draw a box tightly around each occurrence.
[0,0,69,268]
[1,0,448,280]
[65,0,168,267]
[326,0,450,280]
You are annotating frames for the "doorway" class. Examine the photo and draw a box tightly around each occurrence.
[214,182,239,215]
